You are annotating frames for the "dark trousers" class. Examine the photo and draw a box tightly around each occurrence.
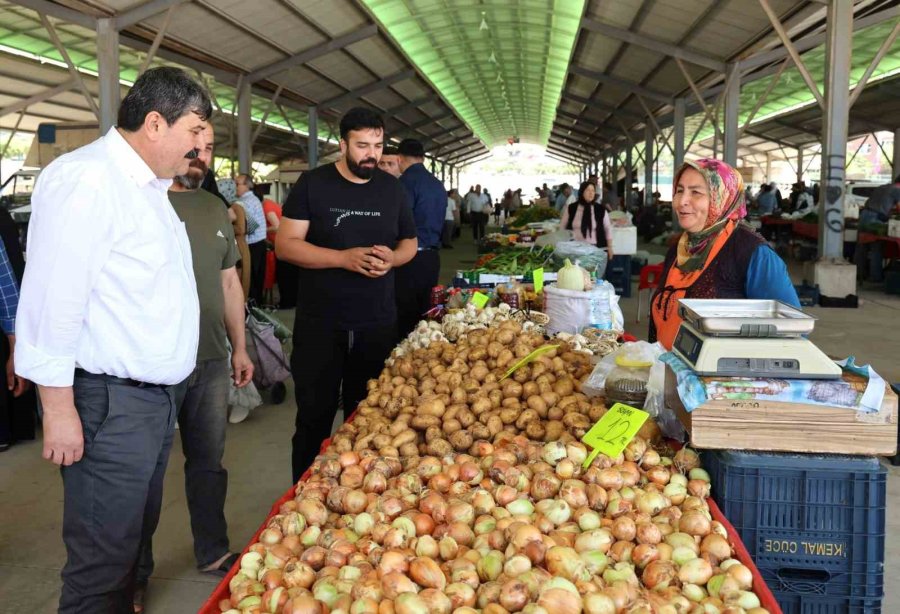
[442,220,455,247]
[395,249,441,342]
[59,373,184,614]
[248,240,266,304]
[291,318,396,484]
[472,212,487,240]
[0,333,36,445]
[275,259,299,309]
[136,359,231,584]
[855,209,885,282]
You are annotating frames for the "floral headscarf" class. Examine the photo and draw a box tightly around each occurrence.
[675,158,747,272]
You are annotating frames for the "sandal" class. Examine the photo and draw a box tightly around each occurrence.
[201,552,239,577]
[133,582,146,614]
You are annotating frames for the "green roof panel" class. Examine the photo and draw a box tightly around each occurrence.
[360,0,585,148]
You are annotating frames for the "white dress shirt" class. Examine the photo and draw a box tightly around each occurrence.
[15,127,200,387]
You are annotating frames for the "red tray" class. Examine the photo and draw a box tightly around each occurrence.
[708,497,782,614]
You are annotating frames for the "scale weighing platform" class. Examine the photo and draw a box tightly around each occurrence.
[671,299,842,380]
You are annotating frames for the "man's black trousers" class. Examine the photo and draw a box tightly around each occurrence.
[395,248,440,342]
[290,318,396,484]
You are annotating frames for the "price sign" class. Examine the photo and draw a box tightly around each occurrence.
[581,403,650,469]
[471,292,489,308]
[533,267,545,293]
[499,344,559,381]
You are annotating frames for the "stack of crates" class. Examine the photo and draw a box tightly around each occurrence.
[604,254,632,298]
[703,450,887,613]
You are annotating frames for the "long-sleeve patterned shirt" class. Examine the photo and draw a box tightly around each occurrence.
[0,239,20,336]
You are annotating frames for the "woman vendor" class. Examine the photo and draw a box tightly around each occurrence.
[650,158,799,349]
[560,181,614,261]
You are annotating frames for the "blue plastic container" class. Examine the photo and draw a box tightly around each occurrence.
[774,592,882,614]
[703,450,886,608]
[604,254,632,298]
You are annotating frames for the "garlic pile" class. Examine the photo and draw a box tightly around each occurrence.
[442,303,541,342]
[554,331,621,360]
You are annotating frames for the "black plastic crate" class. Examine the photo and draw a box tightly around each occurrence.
[604,255,632,298]
[775,591,881,614]
[703,450,886,605]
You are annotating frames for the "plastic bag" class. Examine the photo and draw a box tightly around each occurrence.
[544,280,623,335]
[582,341,665,398]
[552,241,608,276]
[228,379,263,424]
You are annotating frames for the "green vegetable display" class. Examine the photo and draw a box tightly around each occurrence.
[471,246,554,275]
[509,206,560,227]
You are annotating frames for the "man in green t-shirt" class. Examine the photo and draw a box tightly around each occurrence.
[136,124,254,604]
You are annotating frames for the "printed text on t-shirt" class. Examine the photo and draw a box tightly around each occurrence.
[331,208,383,227]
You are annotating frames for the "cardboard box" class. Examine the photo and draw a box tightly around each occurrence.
[665,367,898,455]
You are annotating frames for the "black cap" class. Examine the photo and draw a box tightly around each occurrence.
[398,138,425,158]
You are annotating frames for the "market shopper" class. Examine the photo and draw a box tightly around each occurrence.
[443,189,458,248]
[236,173,267,304]
[560,181,614,261]
[15,66,210,613]
[0,219,32,453]
[649,158,799,349]
[855,175,900,283]
[378,145,402,178]
[466,184,490,240]
[396,138,446,341]
[134,124,254,606]
[276,107,417,483]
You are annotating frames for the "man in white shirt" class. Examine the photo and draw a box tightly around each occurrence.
[443,189,458,248]
[235,174,267,304]
[15,67,211,613]
[465,184,490,240]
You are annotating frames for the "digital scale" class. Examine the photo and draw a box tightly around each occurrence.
[672,299,842,380]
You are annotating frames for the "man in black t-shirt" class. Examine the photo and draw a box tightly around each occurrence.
[276,107,418,483]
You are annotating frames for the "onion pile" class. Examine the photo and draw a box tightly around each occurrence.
[220,437,771,614]
[330,319,653,459]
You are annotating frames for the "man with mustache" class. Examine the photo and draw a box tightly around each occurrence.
[15,67,210,613]
[133,124,255,607]
[276,107,418,483]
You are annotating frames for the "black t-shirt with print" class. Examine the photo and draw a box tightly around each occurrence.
[283,163,416,329]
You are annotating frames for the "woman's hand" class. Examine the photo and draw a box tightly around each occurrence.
[607,246,614,260]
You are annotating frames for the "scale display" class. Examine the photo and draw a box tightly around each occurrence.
[672,323,841,380]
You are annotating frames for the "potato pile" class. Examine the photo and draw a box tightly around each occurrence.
[330,320,649,460]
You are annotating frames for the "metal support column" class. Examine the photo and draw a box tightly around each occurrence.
[765,153,772,182]
[893,128,900,178]
[723,62,741,166]
[307,106,319,170]
[818,0,852,260]
[674,98,686,171]
[611,149,619,187]
[797,147,804,184]
[601,157,608,185]
[237,81,252,174]
[96,18,119,133]
[644,124,654,206]
[625,145,633,187]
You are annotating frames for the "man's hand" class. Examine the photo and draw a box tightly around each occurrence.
[369,245,396,274]
[5,335,30,397]
[342,247,385,278]
[231,347,254,388]
[42,404,84,466]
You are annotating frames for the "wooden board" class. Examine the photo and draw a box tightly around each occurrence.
[665,368,898,455]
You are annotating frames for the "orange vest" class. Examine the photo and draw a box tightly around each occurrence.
[651,221,737,350]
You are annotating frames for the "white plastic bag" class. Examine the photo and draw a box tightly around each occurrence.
[582,341,665,398]
[544,280,623,335]
[552,241,608,275]
[228,380,263,424]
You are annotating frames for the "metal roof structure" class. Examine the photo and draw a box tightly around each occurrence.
[551,0,900,167]
[0,0,897,177]
[0,0,491,167]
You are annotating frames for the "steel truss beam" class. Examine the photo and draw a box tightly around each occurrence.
[246,25,379,84]
[579,17,726,73]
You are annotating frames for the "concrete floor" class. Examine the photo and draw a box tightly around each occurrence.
[0,228,897,613]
